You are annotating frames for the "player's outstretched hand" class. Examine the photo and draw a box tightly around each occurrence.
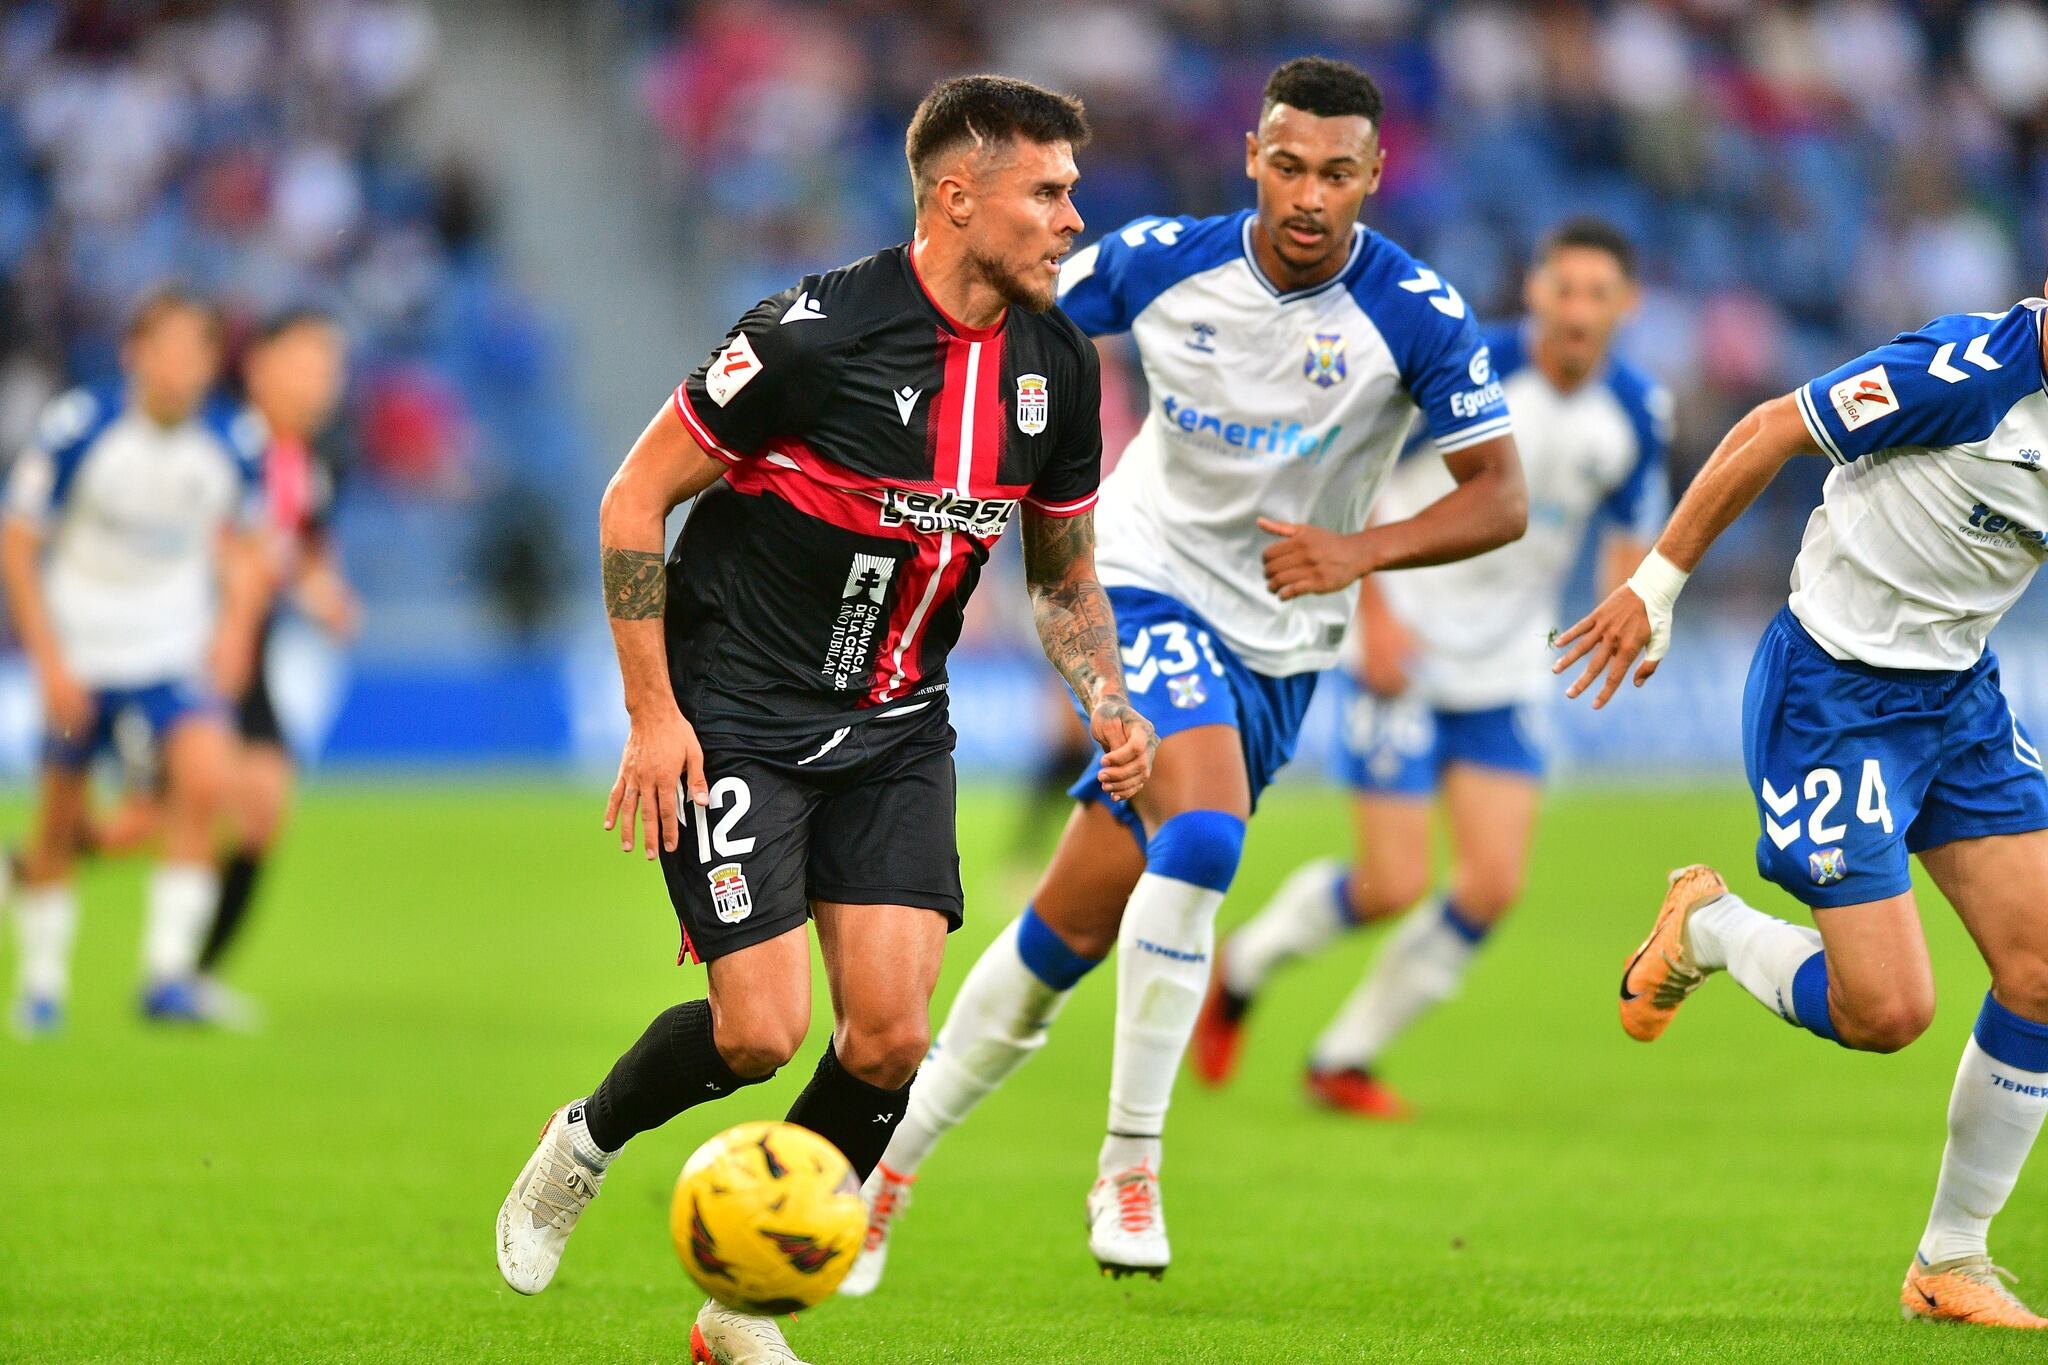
[1552,584,1658,709]
[605,704,708,860]
[1257,517,1364,600]
[1091,694,1158,802]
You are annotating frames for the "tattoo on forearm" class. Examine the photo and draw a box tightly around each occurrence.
[1024,511,1123,706]
[601,546,666,620]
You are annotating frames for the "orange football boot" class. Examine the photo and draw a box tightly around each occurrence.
[1902,1254,2048,1328]
[1191,962,1249,1086]
[1305,1066,1411,1119]
[1618,864,1727,1042]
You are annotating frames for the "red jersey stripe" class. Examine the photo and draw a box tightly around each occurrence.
[673,385,744,465]
[1024,490,1099,517]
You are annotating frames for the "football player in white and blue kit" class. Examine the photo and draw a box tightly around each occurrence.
[3,289,268,1034]
[1558,284,2048,1328]
[844,57,1525,1287]
[1199,220,1668,1118]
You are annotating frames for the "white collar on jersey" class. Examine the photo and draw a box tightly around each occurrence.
[1238,216,1368,302]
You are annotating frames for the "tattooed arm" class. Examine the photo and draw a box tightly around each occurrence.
[1021,506,1156,801]
[598,401,732,859]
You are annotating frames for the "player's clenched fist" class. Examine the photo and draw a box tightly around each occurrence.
[1257,517,1367,599]
[604,703,708,859]
[1552,584,1657,709]
[1090,694,1158,802]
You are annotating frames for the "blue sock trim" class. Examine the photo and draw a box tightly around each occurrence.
[1015,907,1099,991]
[1330,868,1359,925]
[1790,950,1839,1043]
[1142,810,1246,893]
[1973,992,2048,1073]
[1439,898,1488,945]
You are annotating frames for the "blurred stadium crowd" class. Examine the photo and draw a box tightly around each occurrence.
[615,0,2048,613]
[4,0,2048,770]
[0,0,582,653]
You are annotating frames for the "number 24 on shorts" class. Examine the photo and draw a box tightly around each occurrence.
[1761,760,1894,850]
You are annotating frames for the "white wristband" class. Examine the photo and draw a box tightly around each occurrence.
[1625,550,1689,663]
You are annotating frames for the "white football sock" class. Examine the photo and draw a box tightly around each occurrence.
[1919,1035,2048,1264]
[14,882,78,1001]
[1107,871,1222,1158]
[1309,899,1477,1071]
[143,862,219,985]
[1099,1131,1159,1175]
[884,916,1075,1177]
[1222,857,1351,997]
[562,1097,616,1170]
[1685,891,1822,1023]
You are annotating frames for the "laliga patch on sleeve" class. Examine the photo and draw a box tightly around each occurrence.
[704,332,763,407]
[1829,364,1900,432]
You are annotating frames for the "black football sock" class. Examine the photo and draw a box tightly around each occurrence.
[198,850,263,974]
[586,999,762,1153]
[782,1044,914,1181]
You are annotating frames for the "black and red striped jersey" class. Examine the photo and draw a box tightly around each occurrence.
[667,244,1102,733]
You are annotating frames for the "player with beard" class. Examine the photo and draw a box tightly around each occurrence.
[494,76,1154,1363]
[844,56,1525,1289]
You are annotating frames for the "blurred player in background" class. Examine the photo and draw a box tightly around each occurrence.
[2,288,266,1034]
[495,76,1152,1363]
[196,308,355,1019]
[1557,285,2048,1328]
[1195,220,1668,1116]
[848,56,1524,1288]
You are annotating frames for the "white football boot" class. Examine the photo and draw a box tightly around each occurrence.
[1086,1160,1169,1279]
[689,1300,806,1364]
[495,1103,607,1294]
[837,1162,914,1297]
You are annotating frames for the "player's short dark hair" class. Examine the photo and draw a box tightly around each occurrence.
[1261,56,1384,127]
[905,75,1090,210]
[254,306,340,347]
[124,285,220,342]
[1538,217,1638,279]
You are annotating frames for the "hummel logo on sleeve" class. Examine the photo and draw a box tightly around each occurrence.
[779,291,826,324]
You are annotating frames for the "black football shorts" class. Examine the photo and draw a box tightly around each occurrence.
[658,702,963,963]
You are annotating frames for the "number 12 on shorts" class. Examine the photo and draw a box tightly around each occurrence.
[687,776,755,863]
[1761,759,1893,849]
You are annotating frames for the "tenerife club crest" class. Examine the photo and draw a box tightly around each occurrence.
[1303,331,1347,388]
[1015,373,1048,435]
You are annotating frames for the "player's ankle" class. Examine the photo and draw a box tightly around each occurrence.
[1100,1131,1160,1175]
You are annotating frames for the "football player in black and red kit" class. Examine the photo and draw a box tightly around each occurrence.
[496,76,1154,1359]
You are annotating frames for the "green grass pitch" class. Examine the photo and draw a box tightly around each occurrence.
[4,781,2045,1362]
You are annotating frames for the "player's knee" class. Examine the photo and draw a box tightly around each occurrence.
[1144,809,1246,894]
[1990,954,2048,1024]
[714,1008,809,1079]
[1448,870,1520,923]
[1836,992,1934,1054]
[1353,864,1428,922]
[836,1017,929,1089]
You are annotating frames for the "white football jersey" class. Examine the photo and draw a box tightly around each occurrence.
[1056,211,1511,677]
[1375,324,1670,710]
[1790,299,2048,671]
[4,383,264,686]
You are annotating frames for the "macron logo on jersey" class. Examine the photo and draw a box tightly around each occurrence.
[779,291,825,324]
[705,333,762,407]
[1829,364,1899,432]
[1160,395,1340,461]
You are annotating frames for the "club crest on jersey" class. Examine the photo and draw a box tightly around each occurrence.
[708,862,752,923]
[1015,373,1048,436]
[1808,847,1847,887]
[1167,673,1207,709]
[1829,364,1899,432]
[1303,332,1347,388]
